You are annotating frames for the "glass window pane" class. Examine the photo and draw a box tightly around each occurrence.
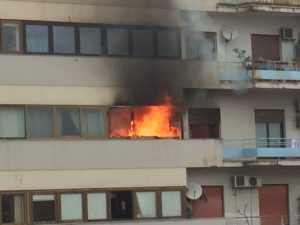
[2,22,20,52]
[81,108,106,137]
[2,194,24,224]
[136,192,156,218]
[53,26,75,54]
[269,123,282,147]
[132,29,154,56]
[107,28,129,56]
[157,30,179,57]
[161,191,181,217]
[27,106,53,138]
[61,194,82,221]
[87,193,107,220]
[32,194,55,222]
[57,108,80,136]
[26,25,49,53]
[80,27,102,55]
[0,107,25,138]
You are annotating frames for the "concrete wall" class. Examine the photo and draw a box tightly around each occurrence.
[186,89,300,140]
[0,168,186,190]
[0,139,223,171]
[188,166,300,225]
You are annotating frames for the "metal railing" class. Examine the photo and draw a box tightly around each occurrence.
[223,138,300,149]
[219,0,300,6]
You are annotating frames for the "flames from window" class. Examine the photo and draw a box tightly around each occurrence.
[109,97,182,138]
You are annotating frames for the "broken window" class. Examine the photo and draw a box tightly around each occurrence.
[188,109,220,139]
[57,107,81,136]
[185,31,216,60]
[108,107,182,138]
[111,191,133,220]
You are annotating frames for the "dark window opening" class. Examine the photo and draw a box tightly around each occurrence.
[189,109,220,139]
[255,109,285,148]
[1,194,24,224]
[185,31,216,60]
[111,191,133,220]
[251,34,280,61]
[32,194,55,222]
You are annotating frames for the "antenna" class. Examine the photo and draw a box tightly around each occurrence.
[222,26,239,43]
[186,183,202,200]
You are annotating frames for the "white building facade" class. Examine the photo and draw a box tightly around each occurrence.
[0,0,300,225]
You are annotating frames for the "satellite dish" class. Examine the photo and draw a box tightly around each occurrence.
[222,26,239,42]
[186,183,202,200]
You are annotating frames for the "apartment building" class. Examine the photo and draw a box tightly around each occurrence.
[0,0,300,225]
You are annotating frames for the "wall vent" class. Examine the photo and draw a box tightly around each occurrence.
[281,28,294,40]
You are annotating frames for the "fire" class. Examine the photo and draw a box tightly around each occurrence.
[109,97,182,138]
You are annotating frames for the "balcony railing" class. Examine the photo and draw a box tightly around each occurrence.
[219,0,300,6]
[218,60,300,82]
[223,138,300,160]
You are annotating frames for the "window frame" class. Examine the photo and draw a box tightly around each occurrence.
[0,20,23,54]
[30,192,58,224]
[0,192,26,225]
[156,27,181,59]
[0,105,26,139]
[59,192,83,223]
[133,189,159,220]
[23,21,51,55]
[78,24,105,56]
[85,191,109,222]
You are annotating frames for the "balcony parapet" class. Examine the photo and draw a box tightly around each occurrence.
[217,0,300,13]
[223,138,300,161]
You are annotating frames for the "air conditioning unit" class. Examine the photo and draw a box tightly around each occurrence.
[281,28,294,40]
[233,176,249,188]
[233,176,262,188]
[248,176,262,188]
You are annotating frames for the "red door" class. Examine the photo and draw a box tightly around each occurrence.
[259,185,289,225]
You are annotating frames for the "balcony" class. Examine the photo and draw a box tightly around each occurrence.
[223,138,300,161]
[217,0,300,13]
[219,61,300,87]
[0,139,223,171]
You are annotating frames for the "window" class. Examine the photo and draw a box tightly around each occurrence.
[157,30,180,57]
[25,24,49,53]
[255,109,284,148]
[87,193,107,220]
[27,106,53,138]
[32,194,55,222]
[57,108,80,136]
[132,29,154,57]
[111,191,132,220]
[107,28,129,56]
[189,109,220,139]
[161,191,182,217]
[192,186,224,218]
[1,194,24,224]
[136,192,156,219]
[1,21,22,52]
[251,34,280,61]
[79,27,102,55]
[81,108,106,137]
[185,31,216,60]
[60,193,82,221]
[0,107,25,138]
[53,26,75,54]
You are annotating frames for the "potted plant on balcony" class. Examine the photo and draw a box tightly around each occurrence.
[233,48,253,70]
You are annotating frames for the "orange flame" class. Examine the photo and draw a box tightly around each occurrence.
[109,96,182,138]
